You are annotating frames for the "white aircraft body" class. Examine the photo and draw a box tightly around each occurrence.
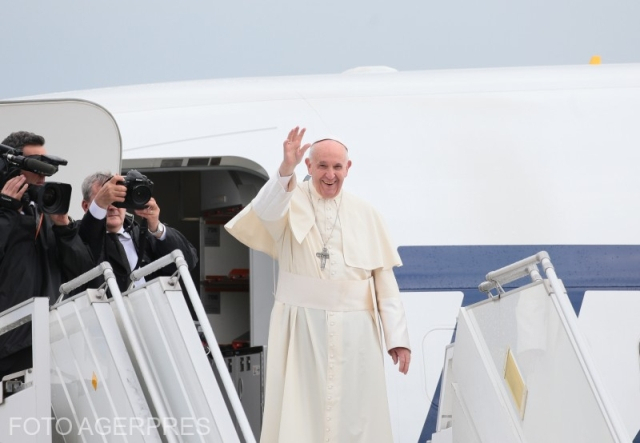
[1,63,640,442]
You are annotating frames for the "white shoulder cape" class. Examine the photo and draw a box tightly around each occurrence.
[225,182,402,271]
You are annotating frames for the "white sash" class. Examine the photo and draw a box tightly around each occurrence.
[275,271,384,347]
[276,271,373,312]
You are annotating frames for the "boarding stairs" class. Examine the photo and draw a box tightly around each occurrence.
[0,250,256,443]
[429,252,631,443]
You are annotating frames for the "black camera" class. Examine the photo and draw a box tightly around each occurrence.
[114,170,154,209]
[25,183,73,214]
[0,143,72,214]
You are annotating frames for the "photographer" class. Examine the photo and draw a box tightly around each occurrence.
[0,131,93,378]
[79,171,198,291]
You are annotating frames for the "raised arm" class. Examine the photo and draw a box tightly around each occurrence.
[279,126,311,177]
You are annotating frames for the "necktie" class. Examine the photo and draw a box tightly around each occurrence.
[107,232,132,275]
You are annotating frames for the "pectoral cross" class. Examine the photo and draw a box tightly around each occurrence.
[316,247,330,270]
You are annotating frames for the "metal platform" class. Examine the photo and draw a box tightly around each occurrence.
[1,250,255,443]
[430,252,630,443]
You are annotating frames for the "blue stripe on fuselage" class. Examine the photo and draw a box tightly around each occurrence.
[395,245,640,313]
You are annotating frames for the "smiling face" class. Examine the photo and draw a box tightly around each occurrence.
[305,139,351,199]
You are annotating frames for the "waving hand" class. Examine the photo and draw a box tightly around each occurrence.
[279,126,311,177]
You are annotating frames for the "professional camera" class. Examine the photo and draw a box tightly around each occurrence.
[25,182,73,214]
[114,169,154,210]
[0,143,72,214]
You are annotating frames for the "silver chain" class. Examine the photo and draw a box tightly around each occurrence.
[307,181,342,248]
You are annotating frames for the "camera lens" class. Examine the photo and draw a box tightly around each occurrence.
[131,184,152,206]
[41,185,59,206]
[33,182,72,214]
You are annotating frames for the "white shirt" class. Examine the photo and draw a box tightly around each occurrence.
[89,201,167,288]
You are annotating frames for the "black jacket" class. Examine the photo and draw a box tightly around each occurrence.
[79,210,198,292]
[0,206,94,358]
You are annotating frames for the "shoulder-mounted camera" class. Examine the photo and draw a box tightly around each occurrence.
[0,143,72,214]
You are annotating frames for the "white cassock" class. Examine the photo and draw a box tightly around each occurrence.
[225,173,410,443]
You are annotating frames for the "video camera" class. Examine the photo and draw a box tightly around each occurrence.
[0,143,72,214]
[114,169,154,210]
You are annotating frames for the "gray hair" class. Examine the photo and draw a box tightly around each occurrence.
[308,138,349,161]
[81,171,112,202]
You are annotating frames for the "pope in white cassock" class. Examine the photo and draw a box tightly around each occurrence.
[225,127,411,443]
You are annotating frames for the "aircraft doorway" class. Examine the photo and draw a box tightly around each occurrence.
[125,166,273,349]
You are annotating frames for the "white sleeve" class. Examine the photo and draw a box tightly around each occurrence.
[252,171,296,221]
[374,267,411,351]
[154,222,168,241]
[89,200,107,220]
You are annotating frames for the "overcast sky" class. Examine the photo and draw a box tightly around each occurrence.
[2,1,640,99]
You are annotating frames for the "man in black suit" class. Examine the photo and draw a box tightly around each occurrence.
[79,172,198,291]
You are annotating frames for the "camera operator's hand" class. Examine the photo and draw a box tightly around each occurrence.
[50,214,71,226]
[1,175,29,203]
[134,197,161,233]
[95,175,127,209]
